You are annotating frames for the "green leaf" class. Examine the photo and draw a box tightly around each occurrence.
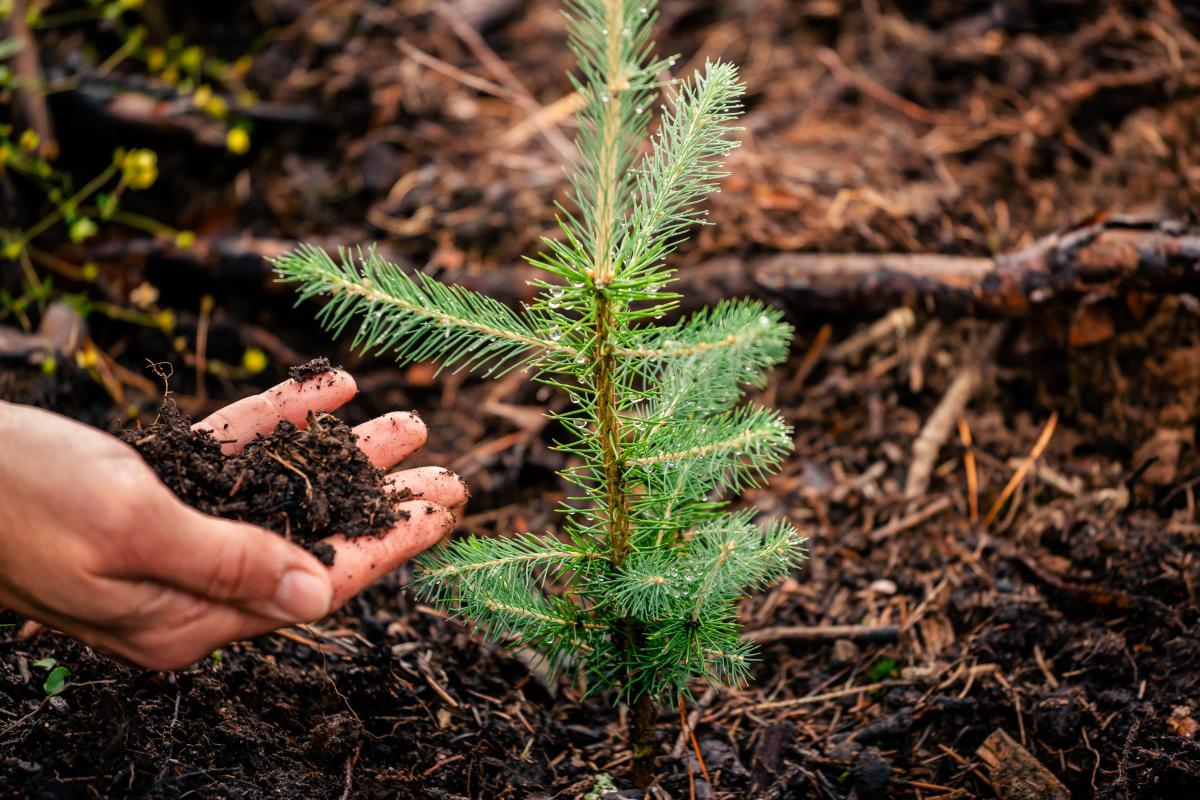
[31,657,56,670]
[869,657,899,682]
[43,665,69,696]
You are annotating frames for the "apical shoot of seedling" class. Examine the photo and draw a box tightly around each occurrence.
[274,0,804,784]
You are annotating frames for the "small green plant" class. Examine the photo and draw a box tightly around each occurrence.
[31,657,69,696]
[275,0,803,785]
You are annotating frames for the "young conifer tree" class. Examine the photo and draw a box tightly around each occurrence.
[273,0,804,785]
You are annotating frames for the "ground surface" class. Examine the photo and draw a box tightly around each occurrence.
[2,1,1200,798]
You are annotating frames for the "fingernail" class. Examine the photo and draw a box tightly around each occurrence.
[270,570,332,622]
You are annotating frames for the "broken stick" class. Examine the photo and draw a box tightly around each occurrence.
[754,216,1200,316]
[905,326,1005,498]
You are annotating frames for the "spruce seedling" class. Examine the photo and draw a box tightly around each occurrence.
[274,0,804,785]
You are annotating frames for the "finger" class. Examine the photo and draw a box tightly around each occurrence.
[352,411,427,469]
[116,501,334,624]
[192,369,357,455]
[386,467,469,507]
[323,500,455,608]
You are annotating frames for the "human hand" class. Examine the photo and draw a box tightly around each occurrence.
[0,370,465,670]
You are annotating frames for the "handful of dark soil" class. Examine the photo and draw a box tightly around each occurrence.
[120,396,397,566]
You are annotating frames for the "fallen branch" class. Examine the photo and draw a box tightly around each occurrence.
[753,216,1200,316]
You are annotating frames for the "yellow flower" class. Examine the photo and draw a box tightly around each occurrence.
[145,47,166,72]
[242,347,269,375]
[192,84,213,109]
[75,346,99,369]
[175,230,196,249]
[121,148,158,190]
[178,45,203,73]
[205,95,228,119]
[226,127,250,155]
[155,309,175,331]
[18,129,39,152]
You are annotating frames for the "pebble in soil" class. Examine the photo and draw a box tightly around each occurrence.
[119,394,398,566]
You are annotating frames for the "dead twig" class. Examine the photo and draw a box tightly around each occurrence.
[744,624,900,645]
[671,687,716,758]
[869,495,954,542]
[731,680,911,716]
[982,413,1058,527]
[906,326,1004,497]
[433,2,574,160]
[957,417,979,524]
[828,308,915,362]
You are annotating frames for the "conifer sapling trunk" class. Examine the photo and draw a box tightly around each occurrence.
[274,0,805,786]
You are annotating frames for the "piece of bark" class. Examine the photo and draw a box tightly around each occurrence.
[754,216,1200,316]
[975,729,1069,800]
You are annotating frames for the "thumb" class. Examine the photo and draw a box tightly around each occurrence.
[129,502,334,623]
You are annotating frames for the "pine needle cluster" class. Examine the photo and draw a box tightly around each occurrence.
[274,0,804,780]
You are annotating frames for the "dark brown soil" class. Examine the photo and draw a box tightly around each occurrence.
[119,399,397,564]
[289,356,338,384]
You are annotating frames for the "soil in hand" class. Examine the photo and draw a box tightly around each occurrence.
[120,390,397,566]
